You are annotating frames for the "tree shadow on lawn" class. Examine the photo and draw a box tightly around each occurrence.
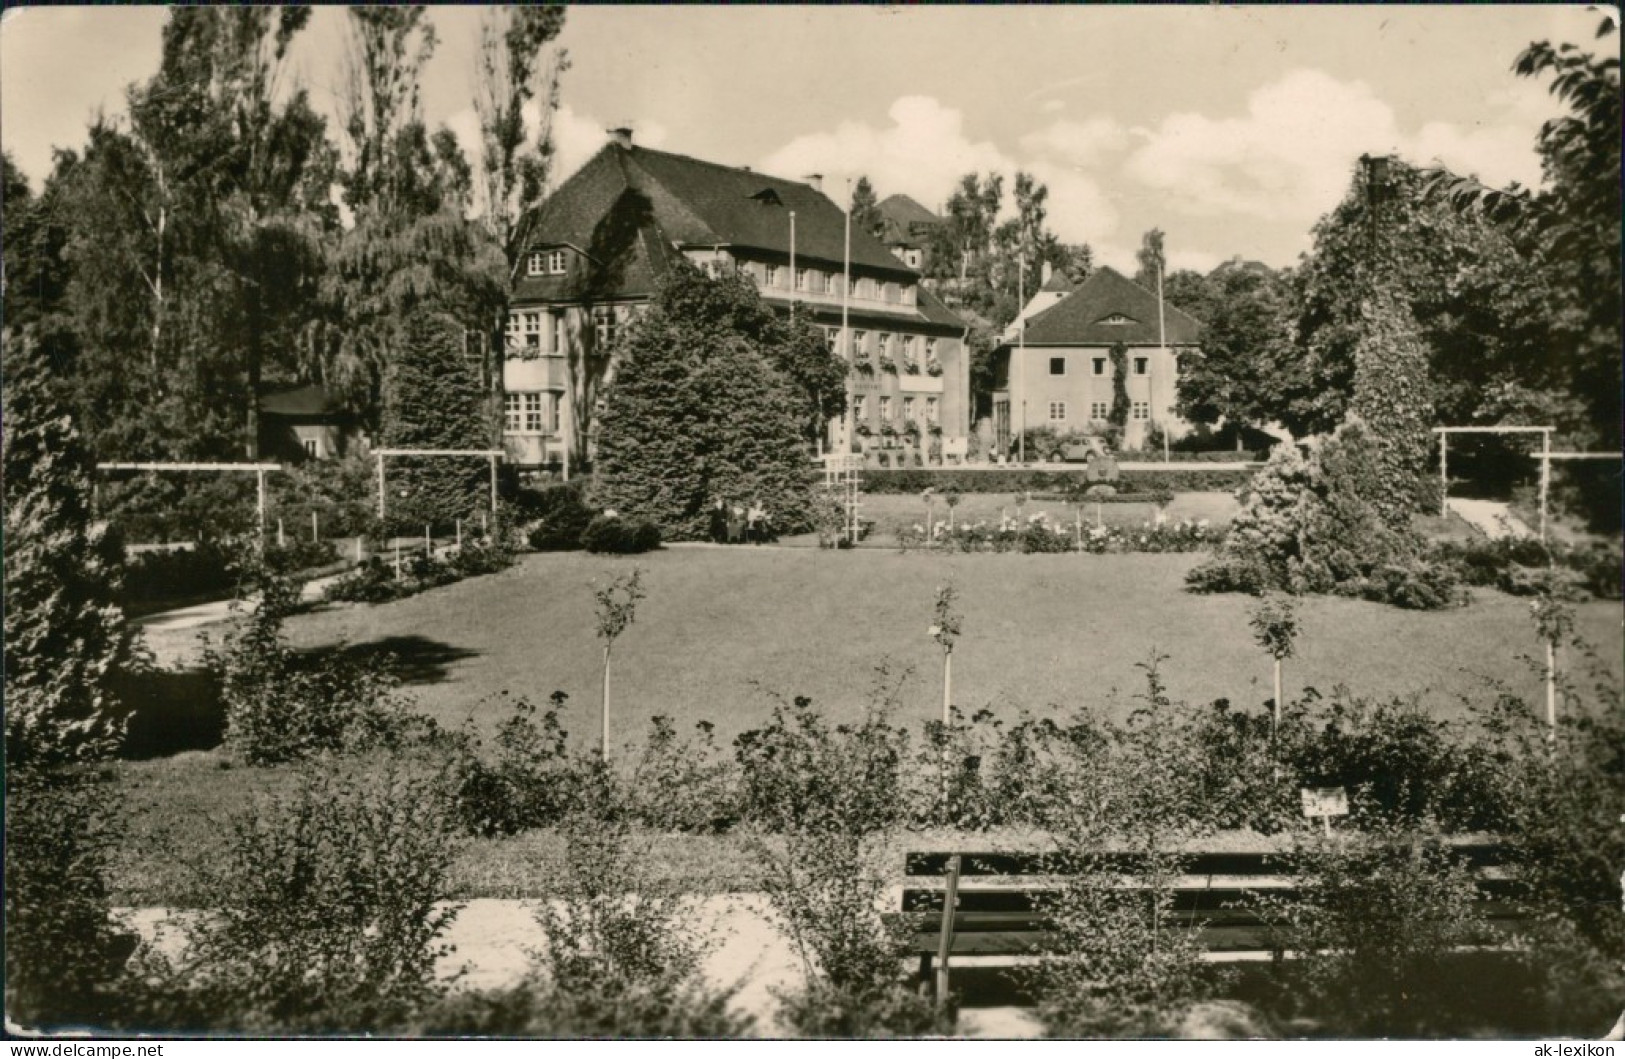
[301,635,481,687]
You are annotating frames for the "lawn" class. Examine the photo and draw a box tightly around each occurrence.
[113,544,1622,903]
[256,547,1619,746]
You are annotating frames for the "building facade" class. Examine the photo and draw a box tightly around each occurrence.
[503,130,971,470]
[992,266,1202,453]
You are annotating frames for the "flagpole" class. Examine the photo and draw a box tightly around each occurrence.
[1018,254,1026,465]
[1158,256,1169,462]
[842,181,853,454]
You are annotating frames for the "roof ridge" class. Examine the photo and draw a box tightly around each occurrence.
[627,144,819,192]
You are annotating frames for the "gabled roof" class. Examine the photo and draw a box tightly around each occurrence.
[518,144,914,292]
[1020,266,1202,346]
[877,193,942,230]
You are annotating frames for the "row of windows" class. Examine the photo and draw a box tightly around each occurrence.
[708,255,917,306]
[504,391,559,434]
[1046,400,1150,423]
[825,328,940,363]
[1046,355,1151,377]
[506,306,645,352]
[853,395,939,424]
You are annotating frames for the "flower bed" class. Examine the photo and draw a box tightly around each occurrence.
[898,512,1222,553]
[859,467,1255,495]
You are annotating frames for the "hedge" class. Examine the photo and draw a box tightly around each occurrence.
[858,467,1256,495]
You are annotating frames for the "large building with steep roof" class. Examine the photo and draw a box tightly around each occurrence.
[874,193,944,272]
[991,265,1202,453]
[502,130,971,469]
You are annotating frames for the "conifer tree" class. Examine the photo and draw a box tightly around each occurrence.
[3,331,137,765]
[594,266,817,538]
[380,310,493,532]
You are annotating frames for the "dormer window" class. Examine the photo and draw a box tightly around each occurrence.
[547,250,566,274]
[749,187,784,206]
[1099,313,1134,325]
[526,252,545,276]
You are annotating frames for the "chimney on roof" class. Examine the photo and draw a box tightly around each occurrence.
[803,173,823,193]
[608,126,633,149]
[1041,261,1053,285]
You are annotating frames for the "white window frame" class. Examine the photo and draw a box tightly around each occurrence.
[1090,401,1110,421]
[594,306,617,349]
[526,252,545,276]
[1132,401,1150,421]
[523,392,545,433]
[853,395,866,420]
[1048,401,1067,422]
[546,250,566,275]
[822,271,836,294]
[877,333,891,356]
[853,329,867,352]
[878,395,892,421]
[523,311,542,349]
[925,396,939,423]
[903,396,916,422]
[796,268,811,292]
[504,392,524,433]
[764,263,779,288]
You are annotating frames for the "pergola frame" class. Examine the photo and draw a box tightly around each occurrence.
[1433,425,1552,528]
[96,462,283,540]
[373,448,504,523]
[1433,426,1622,541]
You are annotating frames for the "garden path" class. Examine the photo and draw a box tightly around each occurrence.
[1446,498,1535,540]
[120,898,1045,1038]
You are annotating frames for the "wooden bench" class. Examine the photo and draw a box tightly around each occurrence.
[899,842,1521,1000]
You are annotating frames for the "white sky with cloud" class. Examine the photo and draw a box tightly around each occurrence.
[2,5,1601,273]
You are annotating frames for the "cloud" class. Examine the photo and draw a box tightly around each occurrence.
[1020,117,1130,168]
[1122,68,1546,224]
[758,95,1121,246]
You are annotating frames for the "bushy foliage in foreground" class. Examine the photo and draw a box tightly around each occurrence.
[423,799,749,1038]
[4,767,132,1031]
[126,761,463,1035]
[209,566,429,764]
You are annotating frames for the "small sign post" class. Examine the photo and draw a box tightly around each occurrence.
[1301,786,1349,837]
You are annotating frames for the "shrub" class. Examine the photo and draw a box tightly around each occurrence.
[4,767,133,1031]
[129,760,463,1034]
[1022,848,1224,1037]
[1254,826,1493,1037]
[910,707,1004,829]
[522,480,599,551]
[120,541,244,607]
[581,514,662,554]
[628,716,740,832]
[1190,422,1462,609]
[424,804,750,1038]
[736,690,941,1035]
[208,566,425,764]
[452,692,590,837]
[1285,692,1500,830]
